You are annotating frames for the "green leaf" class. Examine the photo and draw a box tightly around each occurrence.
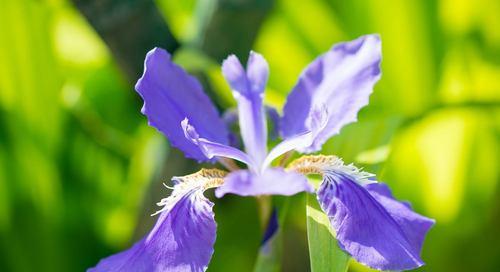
[306,194,350,272]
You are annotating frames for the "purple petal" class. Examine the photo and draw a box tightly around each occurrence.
[222,108,242,148]
[215,168,313,198]
[222,52,269,164]
[222,108,239,127]
[281,34,382,152]
[265,106,281,141]
[136,48,229,161]
[181,119,254,167]
[365,183,435,254]
[261,208,279,246]
[88,189,216,272]
[317,173,434,270]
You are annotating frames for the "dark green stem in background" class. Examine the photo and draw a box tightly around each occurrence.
[72,0,179,81]
[196,0,274,62]
[72,0,185,236]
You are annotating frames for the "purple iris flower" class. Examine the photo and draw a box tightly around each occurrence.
[89,34,434,272]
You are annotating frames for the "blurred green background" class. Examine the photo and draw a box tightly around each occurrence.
[1,0,499,271]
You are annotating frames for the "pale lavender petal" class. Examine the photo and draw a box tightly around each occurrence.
[247,51,270,93]
[222,106,280,145]
[181,119,254,167]
[215,168,313,198]
[317,172,433,271]
[281,34,381,152]
[222,52,269,164]
[261,131,314,169]
[261,107,328,169]
[136,48,229,161]
[88,189,216,272]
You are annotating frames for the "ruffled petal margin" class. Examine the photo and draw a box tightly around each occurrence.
[88,169,226,272]
[281,34,382,152]
[317,173,434,271]
[136,48,229,161]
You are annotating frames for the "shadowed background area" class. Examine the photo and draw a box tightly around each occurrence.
[0,0,499,271]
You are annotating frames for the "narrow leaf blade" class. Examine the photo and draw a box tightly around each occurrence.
[307,194,350,272]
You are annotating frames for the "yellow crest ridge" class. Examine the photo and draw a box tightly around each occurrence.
[172,168,227,190]
[287,155,339,175]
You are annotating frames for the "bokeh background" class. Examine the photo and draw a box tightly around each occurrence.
[1,0,499,271]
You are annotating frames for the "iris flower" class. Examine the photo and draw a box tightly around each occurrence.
[89,34,434,272]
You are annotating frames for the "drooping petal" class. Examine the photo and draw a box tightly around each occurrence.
[181,118,255,167]
[88,169,226,272]
[365,183,435,253]
[89,191,216,272]
[215,168,313,198]
[281,34,382,152]
[222,52,269,164]
[136,48,229,161]
[317,172,432,271]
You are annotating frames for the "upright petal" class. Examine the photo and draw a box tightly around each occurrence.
[281,34,382,152]
[215,168,313,198]
[136,48,229,161]
[265,106,281,141]
[221,105,281,147]
[317,172,433,271]
[222,108,242,148]
[222,52,269,164]
[88,169,226,272]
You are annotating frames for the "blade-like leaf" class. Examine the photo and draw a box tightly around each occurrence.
[306,194,350,272]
